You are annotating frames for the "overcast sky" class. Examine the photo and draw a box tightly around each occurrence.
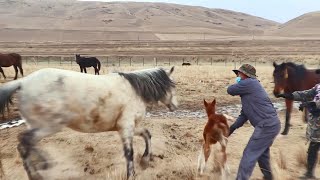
[78,0,320,23]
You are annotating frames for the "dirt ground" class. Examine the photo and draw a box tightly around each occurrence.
[0,110,318,180]
[0,64,319,180]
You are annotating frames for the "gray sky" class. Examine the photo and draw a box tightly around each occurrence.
[78,0,320,23]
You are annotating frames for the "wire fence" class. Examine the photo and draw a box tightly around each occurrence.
[22,55,320,69]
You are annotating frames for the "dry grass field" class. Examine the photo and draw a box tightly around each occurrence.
[0,62,319,180]
[1,1,320,179]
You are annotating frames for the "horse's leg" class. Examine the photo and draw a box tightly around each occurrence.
[17,127,61,180]
[134,128,151,168]
[84,67,87,73]
[13,65,18,80]
[119,127,135,179]
[0,67,6,79]
[197,142,208,175]
[219,135,230,178]
[0,150,4,179]
[303,108,309,123]
[18,64,24,77]
[198,134,211,175]
[219,136,227,168]
[281,99,293,135]
[80,66,83,73]
[94,66,99,75]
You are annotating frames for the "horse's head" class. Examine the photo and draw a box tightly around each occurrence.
[75,54,81,63]
[203,99,216,117]
[160,66,178,112]
[273,62,289,97]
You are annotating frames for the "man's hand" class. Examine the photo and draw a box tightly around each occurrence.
[228,125,236,137]
[276,93,294,100]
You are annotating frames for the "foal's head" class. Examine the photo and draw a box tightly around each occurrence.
[203,99,216,117]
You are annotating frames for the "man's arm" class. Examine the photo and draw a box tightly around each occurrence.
[227,80,251,96]
[277,88,316,102]
[229,110,248,136]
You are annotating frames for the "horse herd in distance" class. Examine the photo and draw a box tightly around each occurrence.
[0,52,193,80]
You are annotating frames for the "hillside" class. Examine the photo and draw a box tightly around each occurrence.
[0,0,279,41]
[268,11,320,37]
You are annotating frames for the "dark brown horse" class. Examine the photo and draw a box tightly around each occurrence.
[0,53,24,80]
[75,54,101,75]
[273,62,320,135]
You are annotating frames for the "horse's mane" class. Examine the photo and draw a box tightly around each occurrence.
[118,68,175,103]
[283,62,307,81]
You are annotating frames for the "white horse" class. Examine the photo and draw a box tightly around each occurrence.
[0,67,177,180]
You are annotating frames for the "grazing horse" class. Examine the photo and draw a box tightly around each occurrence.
[273,62,320,135]
[0,67,177,180]
[197,99,229,176]
[182,62,191,66]
[75,54,101,75]
[0,53,24,80]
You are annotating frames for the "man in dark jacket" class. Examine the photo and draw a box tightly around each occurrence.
[227,64,281,180]
[277,85,320,179]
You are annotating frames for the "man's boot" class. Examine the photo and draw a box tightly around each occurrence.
[299,142,319,179]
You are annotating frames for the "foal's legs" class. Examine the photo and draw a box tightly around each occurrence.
[84,68,87,73]
[134,128,152,168]
[18,127,61,180]
[219,135,230,178]
[198,133,211,174]
[13,65,18,80]
[80,66,83,73]
[0,67,6,79]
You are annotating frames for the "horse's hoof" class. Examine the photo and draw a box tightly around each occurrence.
[35,161,52,170]
[30,172,44,180]
[140,156,150,169]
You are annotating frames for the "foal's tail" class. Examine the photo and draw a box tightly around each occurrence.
[0,79,22,114]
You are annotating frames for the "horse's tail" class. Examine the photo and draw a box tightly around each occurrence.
[0,79,22,114]
[96,59,101,70]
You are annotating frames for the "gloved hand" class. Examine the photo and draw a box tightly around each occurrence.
[306,101,318,113]
[229,125,236,137]
[298,103,305,111]
[276,93,294,100]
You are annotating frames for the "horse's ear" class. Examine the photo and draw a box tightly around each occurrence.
[203,99,208,107]
[167,66,175,76]
[212,99,216,105]
[273,62,277,67]
[284,68,288,79]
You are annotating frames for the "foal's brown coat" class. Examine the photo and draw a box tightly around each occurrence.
[198,99,229,174]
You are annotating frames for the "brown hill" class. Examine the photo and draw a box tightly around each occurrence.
[0,0,279,41]
[268,11,320,37]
